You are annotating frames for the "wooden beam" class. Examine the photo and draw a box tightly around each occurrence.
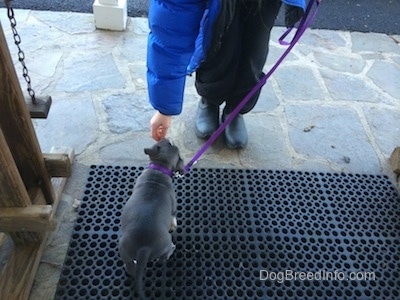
[48,147,75,218]
[0,118,41,243]
[390,147,400,175]
[0,146,74,300]
[0,21,55,205]
[0,127,32,208]
[43,153,72,177]
[0,236,47,300]
[0,205,56,232]
[0,233,6,251]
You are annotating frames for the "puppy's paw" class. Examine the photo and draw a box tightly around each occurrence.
[158,243,176,263]
[123,262,135,277]
[169,216,177,233]
[167,243,176,260]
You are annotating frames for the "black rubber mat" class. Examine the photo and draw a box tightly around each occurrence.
[55,166,400,300]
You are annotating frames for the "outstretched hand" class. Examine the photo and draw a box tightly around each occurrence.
[150,111,172,141]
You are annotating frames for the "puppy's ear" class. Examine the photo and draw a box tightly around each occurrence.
[144,145,159,157]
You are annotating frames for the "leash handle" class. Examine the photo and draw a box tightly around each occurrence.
[184,0,320,173]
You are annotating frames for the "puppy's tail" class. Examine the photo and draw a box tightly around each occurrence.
[134,247,150,299]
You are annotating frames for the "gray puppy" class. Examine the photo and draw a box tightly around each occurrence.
[119,138,184,299]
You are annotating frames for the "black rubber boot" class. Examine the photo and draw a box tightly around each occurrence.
[195,98,220,139]
[222,111,248,149]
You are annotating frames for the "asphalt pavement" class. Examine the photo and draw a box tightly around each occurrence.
[1,0,400,35]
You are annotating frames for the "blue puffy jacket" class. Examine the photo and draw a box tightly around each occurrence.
[147,0,306,116]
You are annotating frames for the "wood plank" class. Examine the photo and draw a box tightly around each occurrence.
[0,125,41,243]
[0,147,74,300]
[0,205,56,232]
[43,153,72,177]
[0,127,32,208]
[0,22,55,205]
[390,147,400,175]
[48,147,75,218]
[0,234,47,300]
[0,233,7,250]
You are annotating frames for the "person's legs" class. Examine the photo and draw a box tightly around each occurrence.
[223,0,281,149]
[195,1,242,106]
[194,1,242,138]
[194,0,281,146]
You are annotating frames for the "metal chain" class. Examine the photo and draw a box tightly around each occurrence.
[4,0,37,104]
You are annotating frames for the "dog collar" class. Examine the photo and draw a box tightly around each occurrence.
[148,163,174,177]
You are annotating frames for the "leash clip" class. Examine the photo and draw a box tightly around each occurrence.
[173,171,185,179]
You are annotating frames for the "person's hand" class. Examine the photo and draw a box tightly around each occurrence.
[150,111,172,141]
[284,4,304,27]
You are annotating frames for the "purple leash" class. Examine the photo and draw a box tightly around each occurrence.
[184,0,320,174]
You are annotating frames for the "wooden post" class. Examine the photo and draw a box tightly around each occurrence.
[0,118,45,299]
[0,20,74,300]
[0,127,32,208]
[0,21,55,205]
[390,147,400,175]
[0,127,42,243]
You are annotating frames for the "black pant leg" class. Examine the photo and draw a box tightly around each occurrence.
[195,0,281,113]
[225,0,282,114]
[195,1,242,106]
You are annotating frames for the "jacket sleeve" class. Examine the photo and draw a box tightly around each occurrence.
[147,0,206,115]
